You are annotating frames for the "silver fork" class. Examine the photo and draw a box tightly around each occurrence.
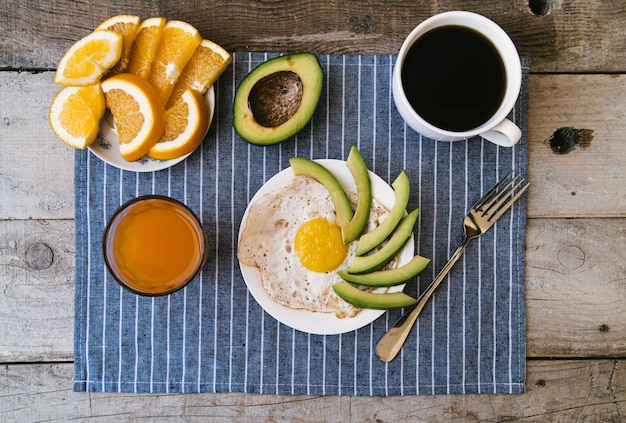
[376,171,529,362]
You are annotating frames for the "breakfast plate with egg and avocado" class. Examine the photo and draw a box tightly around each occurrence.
[237,147,431,335]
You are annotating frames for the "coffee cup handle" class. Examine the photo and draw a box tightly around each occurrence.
[479,118,522,147]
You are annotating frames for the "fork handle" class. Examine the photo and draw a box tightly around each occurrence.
[376,236,472,362]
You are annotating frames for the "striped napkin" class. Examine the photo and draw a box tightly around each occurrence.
[74,53,530,395]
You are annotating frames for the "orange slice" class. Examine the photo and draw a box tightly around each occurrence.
[149,89,209,160]
[95,14,141,74]
[101,73,165,162]
[167,38,231,108]
[48,85,106,148]
[148,20,202,105]
[54,30,122,86]
[127,17,167,79]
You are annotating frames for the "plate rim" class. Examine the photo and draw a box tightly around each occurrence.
[89,86,215,172]
[237,158,415,335]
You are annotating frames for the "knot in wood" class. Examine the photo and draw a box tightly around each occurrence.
[529,0,552,16]
[25,242,54,270]
[557,245,585,271]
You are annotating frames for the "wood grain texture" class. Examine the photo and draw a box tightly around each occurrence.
[0,72,74,220]
[1,71,625,362]
[1,217,623,362]
[526,218,626,357]
[1,360,624,421]
[0,219,74,362]
[528,74,626,218]
[2,71,625,221]
[1,1,625,72]
[1,0,625,417]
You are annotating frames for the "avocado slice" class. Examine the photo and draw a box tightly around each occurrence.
[233,53,323,145]
[341,146,371,244]
[332,282,417,310]
[337,255,430,287]
[346,208,419,274]
[289,157,353,227]
[356,170,410,256]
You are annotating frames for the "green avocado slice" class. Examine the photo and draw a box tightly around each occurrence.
[289,157,353,227]
[341,146,371,244]
[233,53,323,145]
[337,255,430,287]
[346,208,419,274]
[356,170,411,256]
[332,282,417,310]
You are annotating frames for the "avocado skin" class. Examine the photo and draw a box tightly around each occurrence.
[332,282,417,310]
[356,170,410,256]
[338,255,430,287]
[289,157,353,227]
[341,146,371,244]
[233,53,323,145]
[346,208,420,274]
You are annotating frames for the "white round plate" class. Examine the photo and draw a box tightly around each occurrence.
[238,159,415,335]
[89,86,215,172]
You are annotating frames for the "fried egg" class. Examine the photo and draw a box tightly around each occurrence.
[237,175,393,318]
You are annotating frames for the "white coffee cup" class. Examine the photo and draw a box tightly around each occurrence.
[392,11,522,147]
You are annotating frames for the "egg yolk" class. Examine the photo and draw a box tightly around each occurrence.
[295,217,348,272]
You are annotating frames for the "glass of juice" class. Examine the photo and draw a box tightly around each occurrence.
[103,195,209,296]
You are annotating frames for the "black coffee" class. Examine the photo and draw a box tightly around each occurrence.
[401,25,506,132]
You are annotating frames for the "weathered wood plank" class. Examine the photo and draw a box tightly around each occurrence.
[528,74,626,218]
[1,70,625,361]
[2,71,626,220]
[0,360,624,421]
[1,1,625,72]
[0,219,74,363]
[0,72,74,220]
[1,218,624,363]
[526,218,626,358]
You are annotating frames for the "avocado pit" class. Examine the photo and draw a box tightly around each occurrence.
[249,71,303,128]
[233,52,323,145]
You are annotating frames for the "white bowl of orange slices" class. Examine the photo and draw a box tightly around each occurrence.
[48,15,231,171]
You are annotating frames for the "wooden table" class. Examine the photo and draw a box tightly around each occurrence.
[1,1,625,420]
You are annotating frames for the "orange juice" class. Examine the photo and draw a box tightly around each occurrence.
[104,196,208,295]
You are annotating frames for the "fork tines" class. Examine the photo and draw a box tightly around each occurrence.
[474,171,530,222]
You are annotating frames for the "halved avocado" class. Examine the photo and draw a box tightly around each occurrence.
[233,53,323,145]
[356,170,410,256]
[332,282,417,310]
[337,255,430,287]
[341,146,371,244]
[346,208,420,274]
[289,157,353,227]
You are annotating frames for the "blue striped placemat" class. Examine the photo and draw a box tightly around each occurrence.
[74,53,530,395]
